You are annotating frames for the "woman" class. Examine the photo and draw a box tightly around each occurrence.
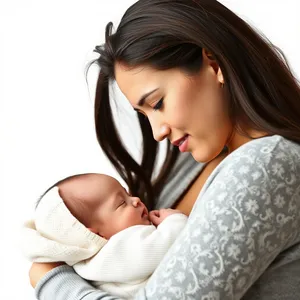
[29,0,300,299]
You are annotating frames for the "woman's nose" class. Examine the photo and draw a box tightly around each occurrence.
[147,113,170,142]
[152,123,171,142]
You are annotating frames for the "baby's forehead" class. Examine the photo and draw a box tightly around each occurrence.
[82,174,122,190]
[61,173,118,187]
[60,174,123,203]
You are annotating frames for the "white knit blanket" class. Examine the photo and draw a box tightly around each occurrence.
[21,186,187,299]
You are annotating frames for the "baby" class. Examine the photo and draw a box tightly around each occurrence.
[22,173,187,299]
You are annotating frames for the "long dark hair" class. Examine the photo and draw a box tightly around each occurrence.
[90,0,300,210]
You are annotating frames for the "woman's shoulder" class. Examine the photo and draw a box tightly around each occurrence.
[244,134,298,151]
[220,135,300,171]
[199,135,300,199]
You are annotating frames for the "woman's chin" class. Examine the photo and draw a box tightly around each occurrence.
[190,148,222,163]
[190,150,210,163]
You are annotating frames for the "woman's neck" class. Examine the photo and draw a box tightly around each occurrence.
[227,129,269,153]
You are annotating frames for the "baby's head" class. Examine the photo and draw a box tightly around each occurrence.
[41,173,150,239]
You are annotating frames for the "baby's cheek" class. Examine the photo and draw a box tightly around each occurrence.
[130,210,142,225]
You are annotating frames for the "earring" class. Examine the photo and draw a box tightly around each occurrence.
[221,82,225,88]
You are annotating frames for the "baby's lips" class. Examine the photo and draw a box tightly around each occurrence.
[142,207,148,218]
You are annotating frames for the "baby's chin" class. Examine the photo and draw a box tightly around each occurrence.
[138,216,151,226]
[143,219,151,225]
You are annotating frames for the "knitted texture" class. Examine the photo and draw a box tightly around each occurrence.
[21,186,107,265]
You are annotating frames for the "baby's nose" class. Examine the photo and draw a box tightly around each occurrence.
[132,197,141,207]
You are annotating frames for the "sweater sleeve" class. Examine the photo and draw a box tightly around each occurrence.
[35,136,300,300]
[134,136,300,299]
[35,265,120,300]
[74,213,187,283]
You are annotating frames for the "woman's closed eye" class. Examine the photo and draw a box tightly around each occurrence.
[134,98,163,119]
[153,98,164,111]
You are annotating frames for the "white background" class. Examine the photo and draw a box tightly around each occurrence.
[1,1,299,299]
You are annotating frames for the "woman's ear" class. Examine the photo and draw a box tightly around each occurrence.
[202,48,224,85]
[217,68,224,85]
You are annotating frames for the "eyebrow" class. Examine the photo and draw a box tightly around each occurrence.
[135,88,159,108]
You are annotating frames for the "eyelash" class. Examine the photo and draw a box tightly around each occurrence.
[153,98,164,111]
[118,201,126,208]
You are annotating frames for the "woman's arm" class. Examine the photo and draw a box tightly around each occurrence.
[33,137,300,300]
[30,155,215,299]
[34,264,120,300]
[30,262,64,289]
[135,137,300,299]
[30,155,227,300]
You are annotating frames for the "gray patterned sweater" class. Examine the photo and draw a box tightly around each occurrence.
[35,135,300,300]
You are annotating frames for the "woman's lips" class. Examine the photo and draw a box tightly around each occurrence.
[172,135,189,152]
[179,136,189,152]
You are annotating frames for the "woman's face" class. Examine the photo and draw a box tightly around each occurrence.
[115,50,233,162]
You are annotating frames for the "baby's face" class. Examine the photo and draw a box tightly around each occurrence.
[62,174,151,239]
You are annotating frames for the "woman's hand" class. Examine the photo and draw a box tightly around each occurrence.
[29,262,64,288]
